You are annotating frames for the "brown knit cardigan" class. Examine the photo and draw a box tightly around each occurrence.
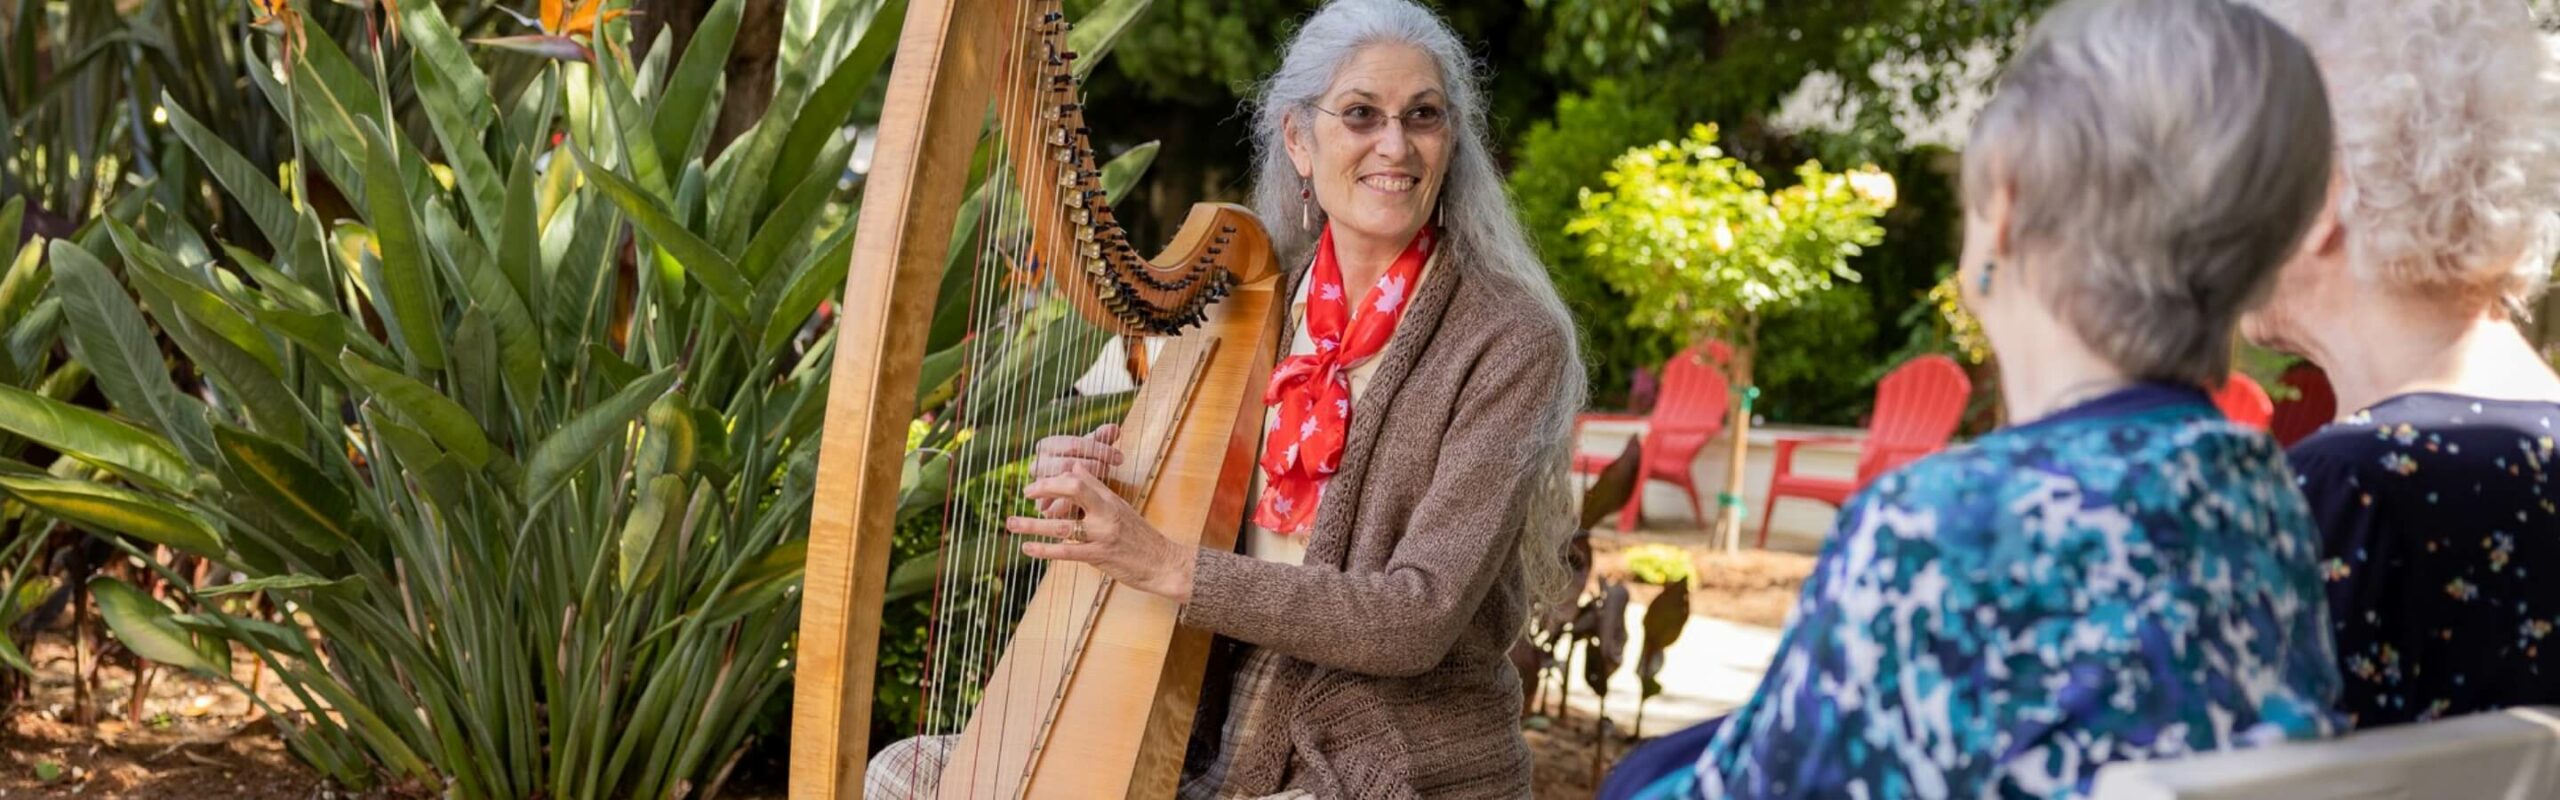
[1178,253,1573,799]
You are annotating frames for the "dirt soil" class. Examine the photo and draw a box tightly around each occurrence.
[0,636,372,799]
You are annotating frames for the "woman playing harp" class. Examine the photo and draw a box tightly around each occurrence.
[865,0,1584,797]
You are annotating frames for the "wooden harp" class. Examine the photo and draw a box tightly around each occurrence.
[787,0,1283,797]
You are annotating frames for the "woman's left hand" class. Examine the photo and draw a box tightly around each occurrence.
[1008,472,1196,603]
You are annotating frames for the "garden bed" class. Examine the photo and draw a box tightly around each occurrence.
[1,636,368,798]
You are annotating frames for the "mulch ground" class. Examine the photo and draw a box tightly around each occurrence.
[0,637,375,799]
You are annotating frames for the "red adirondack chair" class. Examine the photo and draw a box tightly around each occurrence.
[2213,373,2275,430]
[1756,355,1971,548]
[1574,342,1732,532]
[2270,362,2337,446]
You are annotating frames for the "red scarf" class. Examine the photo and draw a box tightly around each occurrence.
[1254,224,1437,534]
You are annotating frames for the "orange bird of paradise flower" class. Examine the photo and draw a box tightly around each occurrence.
[252,0,406,53]
[248,0,306,51]
[475,0,630,62]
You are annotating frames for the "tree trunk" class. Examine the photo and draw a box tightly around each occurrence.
[1714,322,1759,552]
[631,0,785,161]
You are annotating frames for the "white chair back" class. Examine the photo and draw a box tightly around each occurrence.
[2090,707,2560,800]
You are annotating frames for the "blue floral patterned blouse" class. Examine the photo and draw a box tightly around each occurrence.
[1653,384,2343,800]
[2287,392,2560,729]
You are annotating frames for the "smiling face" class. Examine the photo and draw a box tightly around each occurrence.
[1284,42,1452,253]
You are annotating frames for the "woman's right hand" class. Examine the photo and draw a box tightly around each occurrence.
[1031,424,1122,518]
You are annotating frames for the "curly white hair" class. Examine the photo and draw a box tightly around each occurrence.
[2243,0,2560,312]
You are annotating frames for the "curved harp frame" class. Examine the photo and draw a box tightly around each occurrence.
[789,0,1281,797]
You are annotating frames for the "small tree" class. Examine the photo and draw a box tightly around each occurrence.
[1568,124,1896,550]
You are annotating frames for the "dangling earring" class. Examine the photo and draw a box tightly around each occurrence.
[1433,198,1444,230]
[1300,178,1315,229]
[1977,260,1996,296]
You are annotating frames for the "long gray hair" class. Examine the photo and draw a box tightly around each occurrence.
[1248,0,1588,611]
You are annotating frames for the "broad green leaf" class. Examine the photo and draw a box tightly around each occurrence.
[275,44,378,204]
[618,474,685,591]
[433,197,544,403]
[215,426,357,556]
[171,612,314,657]
[0,634,28,676]
[0,476,224,559]
[368,414,474,513]
[162,95,297,251]
[736,136,848,281]
[0,384,191,494]
[913,339,966,414]
[196,574,351,598]
[90,577,223,675]
[107,221,283,376]
[584,343,648,396]
[594,41,672,201]
[636,393,698,477]
[401,0,505,246]
[709,0,880,250]
[1067,0,1151,80]
[452,307,501,426]
[0,226,47,330]
[498,148,542,313]
[108,236,311,446]
[572,149,751,321]
[49,241,215,464]
[0,198,17,261]
[1099,140,1159,204]
[361,123,448,371]
[884,535,1009,604]
[757,221,855,356]
[222,244,332,315]
[692,540,804,626]
[761,0,904,214]
[524,368,678,505]
[339,351,491,468]
[471,34,592,62]
[652,0,744,164]
[250,306,361,373]
[926,165,997,354]
[5,298,59,381]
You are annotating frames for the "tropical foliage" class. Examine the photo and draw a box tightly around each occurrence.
[0,0,1152,794]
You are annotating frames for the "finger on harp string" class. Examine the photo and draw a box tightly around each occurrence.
[1004,516,1078,540]
[1031,455,1110,482]
[1032,435,1124,465]
[1021,472,1101,503]
[1020,540,1098,563]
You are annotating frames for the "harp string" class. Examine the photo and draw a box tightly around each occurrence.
[921,0,1028,776]
[917,1,1205,792]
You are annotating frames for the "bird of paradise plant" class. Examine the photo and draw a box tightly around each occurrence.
[478,0,631,62]
[0,0,1158,796]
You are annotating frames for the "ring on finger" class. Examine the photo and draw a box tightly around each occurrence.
[1070,519,1087,543]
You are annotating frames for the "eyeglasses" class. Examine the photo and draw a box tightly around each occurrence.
[1310,101,1449,136]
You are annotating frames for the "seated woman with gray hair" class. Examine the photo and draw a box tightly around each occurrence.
[1604,0,2345,797]
[2239,0,2560,730]
[866,1,1583,798]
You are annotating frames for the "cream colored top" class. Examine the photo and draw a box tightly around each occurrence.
[1243,252,1439,566]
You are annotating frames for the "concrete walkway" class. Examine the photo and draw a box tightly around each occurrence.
[1542,607,1785,739]
[1546,419,1847,739]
